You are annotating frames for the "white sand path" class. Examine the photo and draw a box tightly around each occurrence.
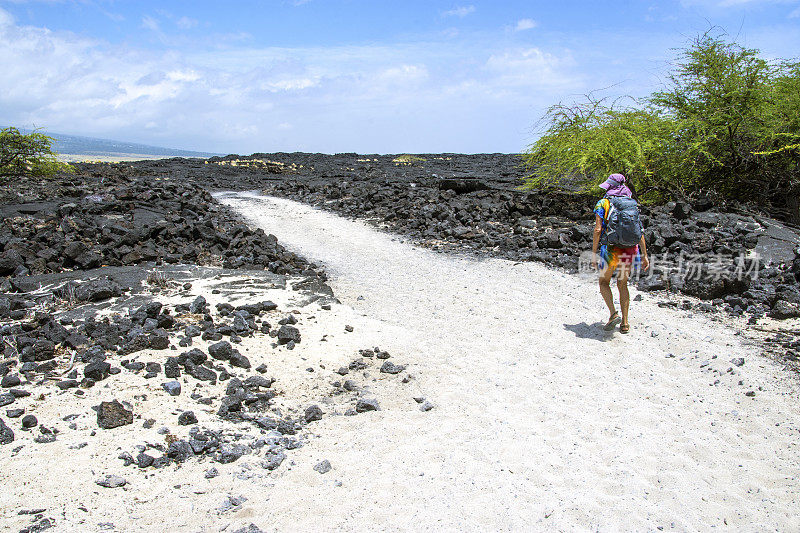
[216,192,800,531]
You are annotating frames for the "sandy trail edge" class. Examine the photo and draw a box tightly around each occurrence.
[216,191,800,531]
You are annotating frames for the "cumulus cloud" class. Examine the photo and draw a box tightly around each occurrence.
[443,5,476,17]
[0,9,584,152]
[514,18,538,31]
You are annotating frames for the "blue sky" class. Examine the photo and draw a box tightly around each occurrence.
[1,1,799,154]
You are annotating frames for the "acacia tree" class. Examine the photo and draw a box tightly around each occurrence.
[521,97,681,200]
[651,34,782,197]
[523,31,800,217]
[0,127,72,181]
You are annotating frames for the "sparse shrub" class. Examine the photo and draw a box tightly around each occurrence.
[0,127,73,181]
[523,30,800,218]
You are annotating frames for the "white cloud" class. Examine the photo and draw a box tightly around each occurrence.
[485,48,575,87]
[443,5,475,17]
[514,18,538,32]
[0,11,586,152]
[0,7,14,26]
[263,77,318,92]
[378,64,428,82]
[176,16,198,30]
[167,69,200,82]
[102,10,124,23]
[790,5,800,16]
[141,15,160,32]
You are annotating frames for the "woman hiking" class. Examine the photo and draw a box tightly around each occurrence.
[590,174,650,334]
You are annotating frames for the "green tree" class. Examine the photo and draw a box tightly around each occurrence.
[522,97,681,200]
[523,31,800,215]
[0,127,73,181]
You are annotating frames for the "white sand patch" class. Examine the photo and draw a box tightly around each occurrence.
[0,268,410,532]
[212,192,800,531]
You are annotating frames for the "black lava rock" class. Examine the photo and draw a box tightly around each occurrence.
[380,361,406,374]
[178,411,198,425]
[215,444,248,464]
[185,363,217,384]
[277,325,301,344]
[136,452,155,468]
[229,351,251,369]
[261,450,286,471]
[243,375,273,389]
[162,381,181,396]
[84,361,111,382]
[208,341,233,360]
[182,348,207,365]
[166,439,194,462]
[0,249,24,275]
[32,340,56,361]
[96,400,133,429]
[304,405,323,423]
[189,296,207,314]
[148,333,170,350]
[0,417,13,444]
[1,374,21,388]
[75,277,123,302]
[355,398,380,413]
[164,357,181,378]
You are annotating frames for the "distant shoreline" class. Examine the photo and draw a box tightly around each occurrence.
[57,153,207,163]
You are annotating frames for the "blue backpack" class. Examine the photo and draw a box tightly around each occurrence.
[603,196,643,247]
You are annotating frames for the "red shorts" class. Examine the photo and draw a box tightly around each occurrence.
[600,244,639,270]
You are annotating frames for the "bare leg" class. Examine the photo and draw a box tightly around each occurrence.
[617,264,631,326]
[598,266,616,319]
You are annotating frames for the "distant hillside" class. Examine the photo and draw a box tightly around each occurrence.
[24,130,221,159]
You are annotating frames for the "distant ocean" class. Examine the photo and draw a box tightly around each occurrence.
[22,129,222,159]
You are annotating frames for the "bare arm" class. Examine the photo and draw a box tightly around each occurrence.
[591,214,603,268]
[639,234,650,271]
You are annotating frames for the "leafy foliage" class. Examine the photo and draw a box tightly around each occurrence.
[0,127,73,181]
[523,31,800,214]
[522,98,680,200]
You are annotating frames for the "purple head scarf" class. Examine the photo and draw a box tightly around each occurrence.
[599,173,633,198]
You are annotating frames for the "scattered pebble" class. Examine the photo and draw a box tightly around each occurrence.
[178,411,198,425]
[313,460,332,474]
[95,475,127,488]
[355,399,380,413]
